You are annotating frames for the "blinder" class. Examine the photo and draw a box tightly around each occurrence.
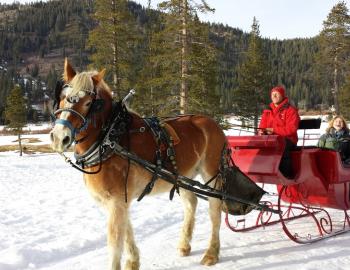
[90,99,105,113]
[54,80,64,110]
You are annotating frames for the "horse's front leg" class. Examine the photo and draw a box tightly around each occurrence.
[107,202,128,270]
[201,197,222,266]
[178,190,198,256]
[124,218,140,270]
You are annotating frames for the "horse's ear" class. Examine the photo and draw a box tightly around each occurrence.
[92,69,106,85]
[63,58,76,82]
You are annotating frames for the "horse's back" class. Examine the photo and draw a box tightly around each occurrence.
[166,114,225,147]
[166,115,226,176]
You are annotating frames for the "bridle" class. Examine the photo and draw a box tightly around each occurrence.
[51,81,133,176]
[54,108,89,140]
[52,83,104,147]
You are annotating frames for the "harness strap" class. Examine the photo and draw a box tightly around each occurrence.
[73,101,130,169]
[54,108,87,125]
[53,108,89,145]
[111,143,279,214]
[55,119,77,137]
[169,175,180,200]
[137,117,179,201]
[137,161,161,201]
[60,149,103,174]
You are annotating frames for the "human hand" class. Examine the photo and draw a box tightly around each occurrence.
[265,128,273,134]
[258,129,264,135]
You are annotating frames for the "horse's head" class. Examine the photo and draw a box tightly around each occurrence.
[50,59,111,153]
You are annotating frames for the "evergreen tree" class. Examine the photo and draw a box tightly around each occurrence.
[4,85,26,156]
[87,0,138,100]
[132,0,160,116]
[0,0,339,116]
[339,79,350,119]
[233,17,271,129]
[144,0,217,116]
[317,1,350,114]
[187,15,220,117]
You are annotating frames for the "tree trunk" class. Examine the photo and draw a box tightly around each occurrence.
[180,0,188,114]
[18,132,23,156]
[333,54,339,114]
[113,43,119,99]
[148,0,154,115]
[112,0,120,100]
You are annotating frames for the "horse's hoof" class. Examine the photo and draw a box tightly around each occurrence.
[125,260,140,270]
[178,246,191,257]
[200,254,218,266]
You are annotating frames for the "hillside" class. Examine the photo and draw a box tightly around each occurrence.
[0,0,322,120]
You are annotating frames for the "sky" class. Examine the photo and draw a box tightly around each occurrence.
[1,0,349,39]
[134,0,348,39]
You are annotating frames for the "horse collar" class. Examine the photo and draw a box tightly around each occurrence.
[74,101,131,169]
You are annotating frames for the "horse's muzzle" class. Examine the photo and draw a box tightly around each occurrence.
[50,126,72,153]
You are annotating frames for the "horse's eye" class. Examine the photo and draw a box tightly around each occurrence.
[86,101,92,107]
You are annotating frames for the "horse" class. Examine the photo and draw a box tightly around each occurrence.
[50,59,264,270]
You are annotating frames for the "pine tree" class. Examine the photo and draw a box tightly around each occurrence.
[87,0,138,100]
[339,79,350,119]
[187,15,220,118]
[141,0,218,116]
[317,1,350,114]
[4,85,26,156]
[233,17,271,129]
[132,0,161,116]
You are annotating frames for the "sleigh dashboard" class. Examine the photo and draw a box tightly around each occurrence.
[227,135,285,179]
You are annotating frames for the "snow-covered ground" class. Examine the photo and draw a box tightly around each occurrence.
[2,118,350,270]
[0,134,51,146]
[0,123,52,132]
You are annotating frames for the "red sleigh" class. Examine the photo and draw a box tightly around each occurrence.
[226,119,350,243]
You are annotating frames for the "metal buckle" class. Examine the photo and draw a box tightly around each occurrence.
[67,95,80,104]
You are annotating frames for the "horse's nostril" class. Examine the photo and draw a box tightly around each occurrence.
[62,136,71,146]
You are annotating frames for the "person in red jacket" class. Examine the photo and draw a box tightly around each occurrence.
[258,86,300,178]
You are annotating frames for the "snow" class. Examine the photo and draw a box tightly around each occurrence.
[1,118,350,270]
[0,134,51,146]
[0,123,52,132]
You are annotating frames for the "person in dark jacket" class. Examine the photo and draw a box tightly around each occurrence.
[317,115,350,163]
[258,86,300,178]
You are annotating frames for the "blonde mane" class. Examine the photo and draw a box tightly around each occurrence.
[68,71,112,99]
[70,71,96,95]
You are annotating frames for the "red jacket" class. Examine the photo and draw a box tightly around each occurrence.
[258,98,300,144]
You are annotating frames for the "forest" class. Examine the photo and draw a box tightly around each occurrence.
[0,0,349,125]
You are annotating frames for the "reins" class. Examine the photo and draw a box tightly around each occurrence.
[59,150,103,174]
[54,88,278,214]
[105,142,279,214]
[60,99,131,174]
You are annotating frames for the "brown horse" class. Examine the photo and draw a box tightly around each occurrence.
[50,59,263,270]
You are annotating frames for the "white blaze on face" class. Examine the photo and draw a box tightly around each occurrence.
[50,86,87,153]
